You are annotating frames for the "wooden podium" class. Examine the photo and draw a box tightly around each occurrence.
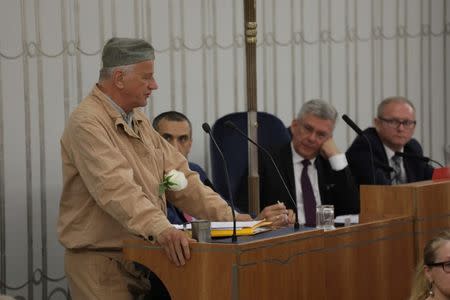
[123,216,414,300]
[123,179,450,299]
[360,179,450,260]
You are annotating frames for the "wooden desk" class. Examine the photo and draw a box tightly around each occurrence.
[123,216,414,300]
[360,179,450,260]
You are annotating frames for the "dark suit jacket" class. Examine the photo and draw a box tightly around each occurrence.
[346,127,433,186]
[259,143,360,217]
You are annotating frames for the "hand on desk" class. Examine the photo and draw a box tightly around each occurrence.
[235,213,253,221]
[157,227,195,267]
[255,203,296,227]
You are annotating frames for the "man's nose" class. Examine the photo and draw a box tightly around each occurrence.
[306,131,318,142]
[397,123,406,130]
[149,79,158,90]
[173,140,182,152]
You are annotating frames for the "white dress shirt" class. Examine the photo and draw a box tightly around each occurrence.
[291,143,348,225]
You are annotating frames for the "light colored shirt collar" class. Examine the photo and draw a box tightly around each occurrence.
[383,144,404,160]
[291,142,316,166]
[104,94,134,127]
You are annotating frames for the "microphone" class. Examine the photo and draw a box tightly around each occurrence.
[342,114,399,185]
[342,114,378,184]
[224,120,300,229]
[342,115,363,135]
[202,122,238,242]
[394,151,444,168]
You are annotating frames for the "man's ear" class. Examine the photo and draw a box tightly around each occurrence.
[373,117,380,130]
[112,69,125,89]
[291,119,299,132]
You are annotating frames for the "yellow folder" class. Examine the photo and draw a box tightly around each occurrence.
[210,220,272,237]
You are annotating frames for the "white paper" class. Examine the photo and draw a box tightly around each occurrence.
[334,214,359,224]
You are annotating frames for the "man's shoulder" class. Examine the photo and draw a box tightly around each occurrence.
[267,141,292,157]
[348,127,381,149]
[404,138,424,154]
[70,89,108,122]
[188,161,204,172]
[357,127,379,142]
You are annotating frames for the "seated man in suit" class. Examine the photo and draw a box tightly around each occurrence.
[259,99,360,227]
[153,111,213,224]
[347,96,433,186]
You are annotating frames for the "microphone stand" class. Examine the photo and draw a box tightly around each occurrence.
[395,151,444,168]
[342,114,378,184]
[202,123,238,242]
[224,120,300,229]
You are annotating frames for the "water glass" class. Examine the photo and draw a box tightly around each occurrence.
[191,220,211,242]
[316,205,336,231]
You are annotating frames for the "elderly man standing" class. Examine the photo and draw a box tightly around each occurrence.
[57,37,278,299]
[259,99,360,227]
[347,96,433,186]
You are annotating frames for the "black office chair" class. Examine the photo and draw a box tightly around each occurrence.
[210,112,291,212]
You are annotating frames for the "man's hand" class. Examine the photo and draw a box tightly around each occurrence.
[236,213,253,221]
[320,137,341,159]
[156,227,195,266]
[256,202,290,227]
[287,209,296,225]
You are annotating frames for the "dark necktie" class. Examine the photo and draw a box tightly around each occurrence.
[301,159,316,227]
[391,155,404,184]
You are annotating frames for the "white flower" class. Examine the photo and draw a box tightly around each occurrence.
[159,169,188,195]
[166,169,188,191]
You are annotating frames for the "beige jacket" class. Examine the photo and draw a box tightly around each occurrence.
[58,86,233,249]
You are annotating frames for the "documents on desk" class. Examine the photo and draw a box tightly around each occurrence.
[334,214,359,225]
[174,220,272,237]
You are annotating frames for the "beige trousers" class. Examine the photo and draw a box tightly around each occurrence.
[64,249,151,300]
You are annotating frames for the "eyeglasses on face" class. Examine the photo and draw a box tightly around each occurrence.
[378,117,417,129]
[427,260,450,273]
[298,122,329,141]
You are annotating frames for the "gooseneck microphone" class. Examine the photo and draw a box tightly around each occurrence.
[224,120,300,229]
[342,114,377,184]
[394,151,444,168]
[202,122,238,242]
[341,114,364,135]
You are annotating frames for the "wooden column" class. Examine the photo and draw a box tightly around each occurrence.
[243,0,259,215]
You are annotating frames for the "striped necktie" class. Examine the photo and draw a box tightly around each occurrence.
[391,155,405,184]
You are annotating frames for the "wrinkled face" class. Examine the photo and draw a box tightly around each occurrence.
[119,60,158,111]
[374,102,416,152]
[291,114,334,159]
[425,241,450,299]
[157,119,192,158]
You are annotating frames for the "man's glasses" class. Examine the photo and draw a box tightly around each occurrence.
[298,123,329,141]
[378,117,417,129]
[427,260,450,273]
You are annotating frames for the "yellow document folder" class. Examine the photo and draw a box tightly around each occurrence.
[210,220,272,237]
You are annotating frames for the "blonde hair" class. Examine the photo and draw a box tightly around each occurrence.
[409,230,450,300]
